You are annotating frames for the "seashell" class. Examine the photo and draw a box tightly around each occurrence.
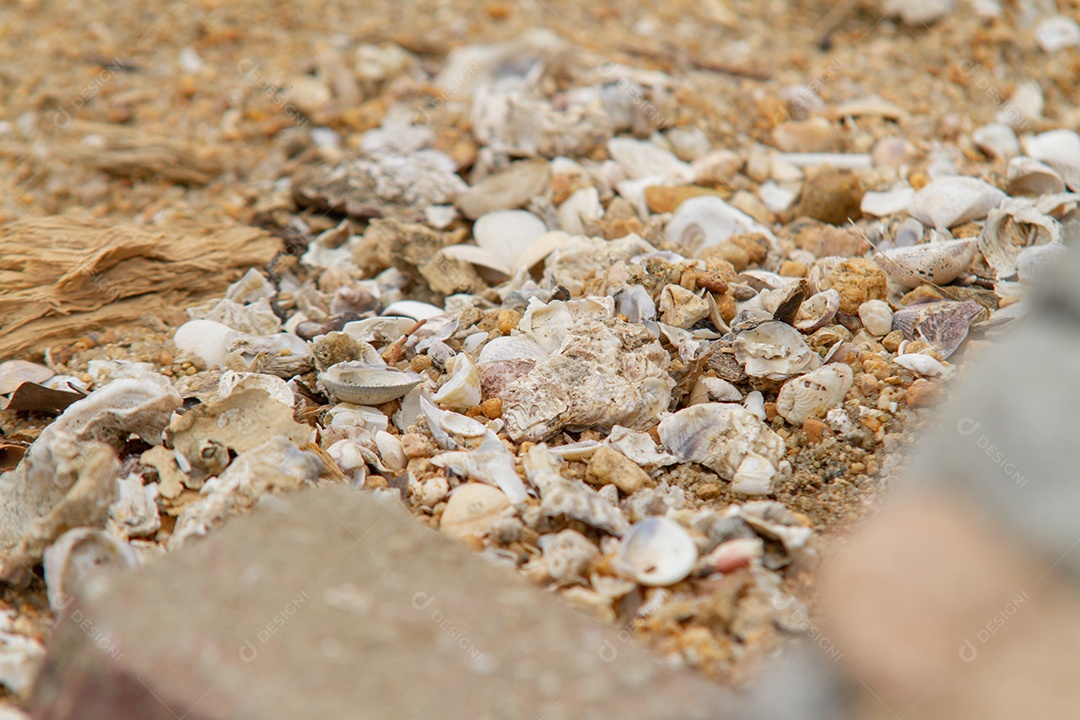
[187,296,282,336]
[894,353,947,377]
[1036,15,1080,53]
[972,123,1020,160]
[224,267,277,305]
[603,426,678,472]
[666,195,777,257]
[538,529,600,582]
[703,537,763,573]
[738,270,789,292]
[108,474,161,538]
[891,300,983,359]
[514,230,573,271]
[1023,129,1080,191]
[0,360,54,396]
[1006,157,1066,197]
[548,440,601,462]
[775,363,853,425]
[374,430,406,474]
[225,332,313,378]
[858,299,894,336]
[659,403,785,480]
[522,445,628,536]
[743,390,767,421]
[420,396,488,450]
[542,234,657,295]
[907,176,1005,229]
[731,452,777,496]
[473,209,548,269]
[342,317,416,345]
[52,375,180,448]
[688,376,742,405]
[437,244,512,283]
[431,353,482,409]
[557,186,603,235]
[517,297,574,355]
[873,237,977,288]
[43,528,137,612]
[794,289,840,331]
[860,186,915,217]
[607,137,694,181]
[734,321,822,379]
[658,284,709,328]
[439,483,511,540]
[477,336,548,364]
[456,158,550,220]
[327,439,369,484]
[502,316,674,442]
[979,197,1062,278]
[317,362,423,405]
[382,300,445,321]
[327,404,389,435]
[173,319,236,368]
[617,517,698,587]
[614,284,657,325]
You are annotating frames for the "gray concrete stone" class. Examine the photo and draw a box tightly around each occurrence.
[30,486,731,720]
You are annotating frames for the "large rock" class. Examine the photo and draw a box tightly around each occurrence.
[31,486,731,720]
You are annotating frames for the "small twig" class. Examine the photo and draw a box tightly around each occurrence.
[385,318,427,366]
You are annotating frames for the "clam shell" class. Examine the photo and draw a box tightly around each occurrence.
[907,176,1006,229]
[891,300,983,359]
[775,363,853,426]
[1006,157,1066,197]
[437,244,512,283]
[794,289,840,331]
[666,195,777,257]
[979,197,1061,278]
[617,517,698,587]
[381,300,445,321]
[420,396,488,449]
[317,362,423,405]
[894,353,947,377]
[734,321,822,379]
[873,238,977,289]
[473,209,548,269]
[659,402,785,480]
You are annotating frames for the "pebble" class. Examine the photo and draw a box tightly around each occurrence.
[792,169,864,225]
[905,379,944,408]
[440,484,511,540]
[828,259,889,315]
[772,117,837,153]
[802,417,827,444]
[586,446,651,494]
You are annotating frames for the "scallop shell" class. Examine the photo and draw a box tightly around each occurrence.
[43,528,137,612]
[873,237,977,289]
[659,403,785,480]
[775,363,853,426]
[665,195,777,256]
[734,321,822,379]
[731,452,778,496]
[1006,157,1066,197]
[794,289,840,332]
[979,197,1061,278]
[617,517,698,587]
[431,353,482,409]
[858,299,894,336]
[891,300,984,359]
[317,362,423,405]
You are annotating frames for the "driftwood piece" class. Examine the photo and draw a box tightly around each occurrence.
[0,216,281,359]
[62,121,222,185]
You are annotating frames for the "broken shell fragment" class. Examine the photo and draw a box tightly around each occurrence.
[731,452,778,496]
[43,527,137,612]
[317,362,423,405]
[225,332,313,378]
[979,197,1062,279]
[617,517,698,587]
[776,363,853,426]
[891,300,983,359]
[873,238,977,289]
[658,284,709,328]
[794,289,840,332]
[665,195,776,256]
[1006,157,1066,197]
[659,403,785,480]
[894,353,947,377]
[173,319,236,368]
[907,176,1005,229]
[734,321,822,379]
[431,353,482,409]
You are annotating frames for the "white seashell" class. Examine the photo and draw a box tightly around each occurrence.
[666,195,777,257]
[522,445,628,535]
[374,431,406,473]
[794,289,840,332]
[53,375,181,447]
[557,186,603,235]
[758,181,798,213]
[317,362,423,405]
[420,396,488,450]
[341,317,415,345]
[615,285,657,324]
[473,209,548,269]
[979,197,1062,278]
[1036,16,1080,54]
[539,529,600,582]
[658,285,709,328]
[108,474,160,538]
[382,300,445,321]
[907,176,1005,229]
[743,390,767,421]
[688,376,742,405]
[514,230,573,271]
[437,244,512,282]
[734,321,822,379]
[439,484,511,540]
[894,353,947,377]
[603,426,678,472]
[776,363,853,425]
[617,517,698,587]
[607,137,694,182]
[659,403,785,480]
[326,404,389,434]
[547,440,601,461]
[173,319,236,368]
[1023,130,1080,191]
[431,353,481,409]
[43,528,138,612]
[731,452,777,496]
[972,123,1020,160]
[226,332,313,378]
[1006,157,1065,197]
[860,186,915,217]
[517,297,574,354]
[859,299,894,336]
[477,336,549,363]
[873,237,977,289]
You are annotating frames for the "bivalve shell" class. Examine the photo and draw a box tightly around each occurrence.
[858,299,894,336]
[431,353,482,409]
[734,321,822,379]
[775,363,853,426]
[1006,157,1066,197]
[794,289,840,332]
[979,197,1061,278]
[659,403,785,480]
[617,517,699,587]
[873,238,977,289]
[891,300,983,359]
[317,362,423,405]
[665,195,777,256]
[731,452,778,496]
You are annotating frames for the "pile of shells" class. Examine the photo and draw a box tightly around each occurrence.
[5,28,1080,687]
